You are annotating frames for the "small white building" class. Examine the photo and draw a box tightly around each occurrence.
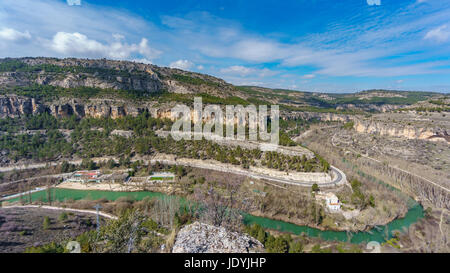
[315,192,341,211]
[67,170,102,183]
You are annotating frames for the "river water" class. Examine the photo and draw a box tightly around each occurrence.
[4,187,424,244]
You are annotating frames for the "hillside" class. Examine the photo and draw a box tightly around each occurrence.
[0,57,445,115]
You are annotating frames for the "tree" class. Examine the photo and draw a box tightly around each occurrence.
[43,216,51,230]
[257,228,267,244]
[119,156,131,167]
[368,195,375,208]
[425,207,432,217]
[107,159,116,169]
[59,212,68,223]
[81,159,97,170]
[46,187,52,205]
[176,166,186,178]
[61,161,70,172]
[289,241,304,253]
[102,209,146,253]
[195,181,243,232]
[311,183,320,193]
[265,236,289,253]
[25,242,65,253]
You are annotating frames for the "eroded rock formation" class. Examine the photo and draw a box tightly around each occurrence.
[172,222,264,253]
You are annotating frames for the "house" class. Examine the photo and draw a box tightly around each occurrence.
[325,193,341,211]
[67,170,102,183]
[315,192,341,211]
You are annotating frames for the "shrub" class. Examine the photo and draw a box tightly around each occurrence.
[59,212,68,223]
[42,216,51,230]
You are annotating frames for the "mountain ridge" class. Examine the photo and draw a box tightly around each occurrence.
[0,57,447,115]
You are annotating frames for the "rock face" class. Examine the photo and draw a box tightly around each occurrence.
[353,118,449,142]
[172,222,264,253]
[284,111,449,143]
[0,96,44,118]
[353,119,435,140]
[0,58,162,94]
[0,95,152,119]
[283,111,354,123]
[0,57,237,97]
[336,103,405,113]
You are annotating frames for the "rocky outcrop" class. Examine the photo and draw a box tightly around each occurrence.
[284,111,449,143]
[0,95,152,119]
[0,96,44,118]
[172,222,264,253]
[283,111,354,123]
[336,103,405,113]
[48,99,150,119]
[166,79,192,94]
[0,57,236,97]
[353,119,448,142]
[1,70,161,95]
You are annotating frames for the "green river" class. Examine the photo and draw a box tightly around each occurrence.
[4,188,424,244]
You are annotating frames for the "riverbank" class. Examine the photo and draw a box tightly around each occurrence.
[248,207,408,233]
[2,187,424,244]
[52,181,407,233]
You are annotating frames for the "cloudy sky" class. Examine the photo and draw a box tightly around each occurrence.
[0,0,449,93]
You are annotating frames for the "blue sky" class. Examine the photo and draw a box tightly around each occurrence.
[0,0,449,93]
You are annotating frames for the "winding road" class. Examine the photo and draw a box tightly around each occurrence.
[0,155,347,190]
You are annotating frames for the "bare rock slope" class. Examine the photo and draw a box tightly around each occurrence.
[172,222,264,253]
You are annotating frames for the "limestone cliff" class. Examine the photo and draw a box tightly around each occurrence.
[284,111,449,142]
[354,119,433,139]
[0,95,152,119]
[0,95,44,118]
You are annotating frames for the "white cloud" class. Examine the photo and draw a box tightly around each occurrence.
[367,0,381,6]
[0,0,159,59]
[220,65,277,77]
[132,58,153,64]
[169,59,194,70]
[66,0,81,6]
[220,65,254,76]
[0,27,31,41]
[112,33,125,40]
[163,12,446,78]
[197,65,204,70]
[50,32,161,60]
[396,80,404,84]
[424,25,450,42]
[301,74,316,79]
[197,39,286,63]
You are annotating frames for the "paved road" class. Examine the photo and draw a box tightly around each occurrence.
[0,155,347,189]
[146,158,346,188]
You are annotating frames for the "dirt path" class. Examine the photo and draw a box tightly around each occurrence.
[0,160,82,172]
[0,172,73,187]
[3,204,117,219]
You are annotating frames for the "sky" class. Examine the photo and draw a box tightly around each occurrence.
[0,0,449,93]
